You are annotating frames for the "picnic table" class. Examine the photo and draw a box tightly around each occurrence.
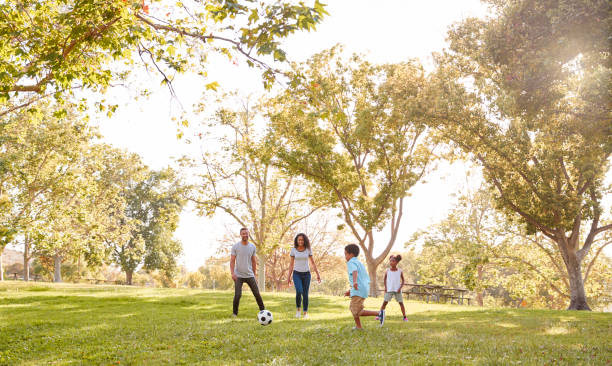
[379,283,472,305]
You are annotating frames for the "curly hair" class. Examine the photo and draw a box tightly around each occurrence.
[293,233,311,250]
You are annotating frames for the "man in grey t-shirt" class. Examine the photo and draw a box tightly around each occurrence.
[230,227,265,316]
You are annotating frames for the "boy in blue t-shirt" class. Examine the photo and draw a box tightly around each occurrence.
[343,244,382,330]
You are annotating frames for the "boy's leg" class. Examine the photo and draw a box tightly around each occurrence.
[233,277,245,315]
[245,277,265,311]
[302,272,311,313]
[293,271,303,310]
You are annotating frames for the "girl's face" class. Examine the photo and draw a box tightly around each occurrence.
[297,236,305,247]
[390,257,398,267]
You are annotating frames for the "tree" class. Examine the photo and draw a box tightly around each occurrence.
[0,103,97,281]
[267,48,438,295]
[185,98,324,290]
[111,168,184,285]
[431,0,611,309]
[0,0,327,114]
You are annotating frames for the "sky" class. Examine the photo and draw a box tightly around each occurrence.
[93,0,503,271]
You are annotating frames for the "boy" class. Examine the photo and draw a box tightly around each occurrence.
[230,227,265,317]
[343,244,381,330]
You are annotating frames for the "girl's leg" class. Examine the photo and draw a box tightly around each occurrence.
[302,272,311,313]
[293,271,303,311]
[399,302,407,317]
[380,300,389,310]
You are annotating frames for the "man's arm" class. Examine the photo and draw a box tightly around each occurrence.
[251,255,257,279]
[230,255,237,281]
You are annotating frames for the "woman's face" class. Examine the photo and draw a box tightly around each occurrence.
[297,235,305,247]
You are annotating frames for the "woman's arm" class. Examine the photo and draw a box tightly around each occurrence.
[309,256,321,283]
[287,256,295,284]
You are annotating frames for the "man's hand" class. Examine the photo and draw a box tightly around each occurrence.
[231,273,237,281]
[344,290,350,297]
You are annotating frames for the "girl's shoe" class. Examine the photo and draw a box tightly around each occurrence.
[403,317,408,322]
[303,313,309,319]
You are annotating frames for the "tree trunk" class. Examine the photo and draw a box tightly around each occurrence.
[564,250,590,310]
[23,238,30,281]
[0,247,4,281]
[258,254,266,292]
[126,270,133,285]
[53,254,62,283]
[476,265,484,306]
[366,258,379,297]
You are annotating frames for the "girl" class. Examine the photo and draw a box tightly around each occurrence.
[287,233,321,318]
[378,255,407,324]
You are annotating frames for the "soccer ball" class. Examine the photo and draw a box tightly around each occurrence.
[257,310,273,326]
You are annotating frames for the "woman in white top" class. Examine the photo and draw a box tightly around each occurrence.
[287,233,321,318]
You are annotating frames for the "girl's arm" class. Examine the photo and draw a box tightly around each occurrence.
[383,271,388,292]
[399,272,405,292]
[287,256,295,284]
[309,256,321,283]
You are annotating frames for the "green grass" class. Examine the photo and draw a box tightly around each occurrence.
[0,282,611,365]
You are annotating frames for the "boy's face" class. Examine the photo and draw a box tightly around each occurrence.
[344,250,352,262]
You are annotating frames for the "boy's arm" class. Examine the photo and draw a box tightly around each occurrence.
[230,255,237,281]
[251,255,257,280]
[352,270,358,290]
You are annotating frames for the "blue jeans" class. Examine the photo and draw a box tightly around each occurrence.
[293,270,311,311]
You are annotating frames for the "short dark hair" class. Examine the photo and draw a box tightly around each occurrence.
[239,227,248,233]
[293,233,311,249]
[345,244,359,257]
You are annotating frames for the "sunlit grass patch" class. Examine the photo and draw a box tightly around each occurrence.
[0,282,610,365]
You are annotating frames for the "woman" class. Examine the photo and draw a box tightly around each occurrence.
[287,233,321,318]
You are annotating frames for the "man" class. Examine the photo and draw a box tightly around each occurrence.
[230,227,265,317]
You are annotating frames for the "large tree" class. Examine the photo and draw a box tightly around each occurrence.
[267,48,438,295]
[0,0,327,114]
[430,0,611,309]
[185,98,323,290]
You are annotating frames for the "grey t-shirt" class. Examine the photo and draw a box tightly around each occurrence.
[290,247,312,272]
[231,242,256,278]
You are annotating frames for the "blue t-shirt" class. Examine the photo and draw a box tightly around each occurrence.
[347,257,370,298]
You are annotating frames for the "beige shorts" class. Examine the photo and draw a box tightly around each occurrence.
[350,296,365,317]
[384,291,403,303]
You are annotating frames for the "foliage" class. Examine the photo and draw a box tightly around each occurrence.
[1,283,611,365]
[184,96,324,289]
[267,47,438,294]
[431,0,611,309]
[0,0,327,114]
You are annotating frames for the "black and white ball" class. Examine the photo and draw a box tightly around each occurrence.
[257,310,273,325]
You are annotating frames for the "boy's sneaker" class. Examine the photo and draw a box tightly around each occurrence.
[351,326,363,331]
[379,310,386,327]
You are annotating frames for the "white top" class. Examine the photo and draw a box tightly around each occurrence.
[290,247,312,272]
[385,268,402,292]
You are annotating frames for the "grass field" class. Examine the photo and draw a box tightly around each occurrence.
[1,282,611,365]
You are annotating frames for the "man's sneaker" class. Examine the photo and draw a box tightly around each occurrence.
[295,311,301,318]
[231,313,237,318]
[379,310,385,327]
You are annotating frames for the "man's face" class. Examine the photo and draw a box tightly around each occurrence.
[240,229,249,241]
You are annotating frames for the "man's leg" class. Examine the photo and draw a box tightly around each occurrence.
[245,277,265,310]
[233,277,244,315]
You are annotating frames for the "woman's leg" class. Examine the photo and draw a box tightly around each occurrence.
[293,271,303,310]
[302,272,311,313]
